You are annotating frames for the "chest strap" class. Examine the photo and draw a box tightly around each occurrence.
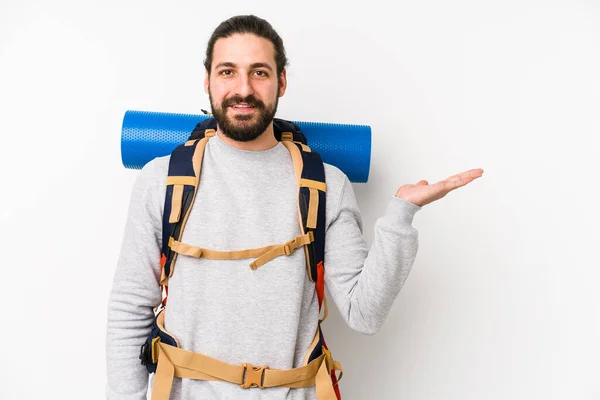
[168,232,314,270]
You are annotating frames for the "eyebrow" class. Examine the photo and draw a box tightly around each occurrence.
[214,62,274,72]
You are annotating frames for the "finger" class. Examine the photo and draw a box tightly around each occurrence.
[435,168,483,192]
[447,168,483,181]
[416,180,428,186]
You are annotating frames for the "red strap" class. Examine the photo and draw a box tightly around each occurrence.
[331,370,341,399]
[160,253,168,307]
[161,286,169,308]
[316,261,325,310]
[322,338,342,399]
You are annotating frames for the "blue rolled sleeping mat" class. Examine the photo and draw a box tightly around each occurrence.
[121,110,371,183]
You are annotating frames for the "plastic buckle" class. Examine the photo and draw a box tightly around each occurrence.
[139,342,149,366]
[240,363,268,389]
[283,244,292,256]
[281,132,293,142]
[139,336,160,366]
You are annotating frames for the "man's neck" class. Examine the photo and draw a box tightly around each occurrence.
[216,124,279,151]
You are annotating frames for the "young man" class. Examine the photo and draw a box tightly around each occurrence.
[106,14,483,400]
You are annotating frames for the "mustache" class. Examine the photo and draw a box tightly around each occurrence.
[222,95,265,109]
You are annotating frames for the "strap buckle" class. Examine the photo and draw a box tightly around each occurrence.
[283,243,292,256]
[139,341,150,366]
[283,236,300,256]
[240,363,268,389]
[139,336,161,366]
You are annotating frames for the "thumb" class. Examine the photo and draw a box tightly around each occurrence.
[416,180,428,186]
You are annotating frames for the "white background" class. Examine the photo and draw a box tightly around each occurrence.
[1,0,599,399]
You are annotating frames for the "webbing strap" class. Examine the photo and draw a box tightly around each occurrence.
[166,176,197,186]
[298,178,325,230]
[150,342,340,400]
[160,133,213,287]
[150,310,341,399]
[280,132,311,153]
[300,178,327,192]
[168,232,314,270]
[307,187,319,229]
[150,346,329,400]
[250,232,314,270]
[168,185,184,223]
[281,141,303,184]
[316,355,338,400]
[319,294,329,324]
[279,139,314,279]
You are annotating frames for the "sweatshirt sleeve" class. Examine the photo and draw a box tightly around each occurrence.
[106,160,165,399]
[324,175,421,335]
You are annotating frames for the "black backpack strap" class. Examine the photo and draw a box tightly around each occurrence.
[188,118,217,141]
[279,134,327,309]
[159,128,216,306]
[273,118,307,144]
[280,132,332,373]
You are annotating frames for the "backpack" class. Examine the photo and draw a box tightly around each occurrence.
[139,117,342,399]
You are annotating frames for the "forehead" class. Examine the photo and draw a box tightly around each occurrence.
[211,33,276,70]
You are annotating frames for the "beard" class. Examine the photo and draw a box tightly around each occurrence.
[209,90,279,142]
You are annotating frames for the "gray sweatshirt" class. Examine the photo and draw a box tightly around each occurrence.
[106,131,421,399]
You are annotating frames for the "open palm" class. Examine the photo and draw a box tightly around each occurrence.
[396,168,484,207]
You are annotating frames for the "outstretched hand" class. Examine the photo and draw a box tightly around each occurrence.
[396,168,484,207]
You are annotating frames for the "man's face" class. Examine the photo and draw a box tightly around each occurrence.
[205,33,287,142]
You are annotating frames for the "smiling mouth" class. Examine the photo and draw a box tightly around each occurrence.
[230,104,256,112]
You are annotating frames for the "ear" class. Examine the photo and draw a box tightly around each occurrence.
[204,69,210,94]
[278,69,287,97]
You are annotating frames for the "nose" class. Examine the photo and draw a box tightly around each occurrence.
[234,73,254,98]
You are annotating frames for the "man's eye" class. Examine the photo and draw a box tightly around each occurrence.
[254,71,268,77]
[220,70,232,76]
